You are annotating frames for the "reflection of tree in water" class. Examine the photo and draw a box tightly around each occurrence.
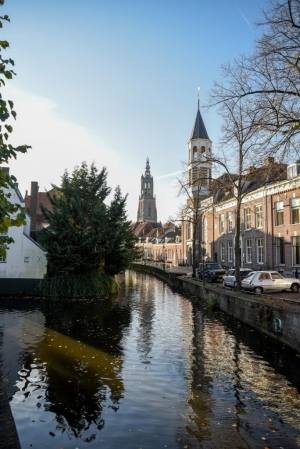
[41,294,131,357]
[22,296,133,440]
[135,275,156,363]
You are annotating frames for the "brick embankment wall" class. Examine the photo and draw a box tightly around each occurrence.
[131,264,300,353]
[179,277,300,353]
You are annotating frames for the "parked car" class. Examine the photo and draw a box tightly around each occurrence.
[198,263,225,283]
[222,268,253,288]
[241,270,300,294]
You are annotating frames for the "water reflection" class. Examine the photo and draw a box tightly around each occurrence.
[1,272,300,448]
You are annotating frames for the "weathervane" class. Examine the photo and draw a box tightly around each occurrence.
[197,86,200,109]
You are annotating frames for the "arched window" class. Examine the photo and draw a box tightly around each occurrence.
[201,146,205,153]
[193,146,198,160]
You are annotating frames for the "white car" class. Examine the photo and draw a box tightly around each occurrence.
[241,271,300,294]
[222,268,253,288]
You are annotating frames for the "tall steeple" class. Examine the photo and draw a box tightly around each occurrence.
[187,91,212,196]
[137,158,158,223]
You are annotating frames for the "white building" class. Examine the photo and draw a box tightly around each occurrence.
[0,169,47,295]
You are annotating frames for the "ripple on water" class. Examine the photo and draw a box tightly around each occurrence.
[2,272,300,449]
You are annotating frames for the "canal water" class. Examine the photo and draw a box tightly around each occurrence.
[1,270,300,449]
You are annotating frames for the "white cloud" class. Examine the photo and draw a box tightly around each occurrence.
[3,85,120,193]
[2,86,183,221]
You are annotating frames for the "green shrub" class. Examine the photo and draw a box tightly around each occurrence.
[40,271,119,299]
[206,294,217,310]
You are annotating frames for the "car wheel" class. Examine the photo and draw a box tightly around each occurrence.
[291,283,299,293]
[253,286,263,295]
[208,274,213,283]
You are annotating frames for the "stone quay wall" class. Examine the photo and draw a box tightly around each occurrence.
[131,263,300,353]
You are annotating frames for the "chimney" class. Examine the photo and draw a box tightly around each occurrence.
[265,156,275,166]
[29,182,39,233]
[246,166,255,175]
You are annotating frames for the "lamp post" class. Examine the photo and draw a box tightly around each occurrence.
[201,241,206,285]
[162,242,165,271]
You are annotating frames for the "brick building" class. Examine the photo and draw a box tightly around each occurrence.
[24,182,55,236]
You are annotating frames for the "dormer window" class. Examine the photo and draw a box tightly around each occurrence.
[287,163,300,179]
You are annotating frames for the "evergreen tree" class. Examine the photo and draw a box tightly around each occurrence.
[105,185,140,276]
[37,162,139,297]
[38,162,110,276]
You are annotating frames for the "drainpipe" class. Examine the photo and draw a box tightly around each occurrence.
[264,187,268,269]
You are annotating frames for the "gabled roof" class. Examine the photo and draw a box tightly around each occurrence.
[209,162,287,205]
[190,107,209,140]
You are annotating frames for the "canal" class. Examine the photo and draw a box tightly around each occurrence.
[1,270,300,449]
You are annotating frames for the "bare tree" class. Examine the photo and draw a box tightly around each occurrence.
[176,161,211,278]
[205,93,286,288]
[208,0,300,159]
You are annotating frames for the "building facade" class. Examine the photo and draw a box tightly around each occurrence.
[0,169,47,295]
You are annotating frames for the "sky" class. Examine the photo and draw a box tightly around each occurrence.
[2,0,267,223]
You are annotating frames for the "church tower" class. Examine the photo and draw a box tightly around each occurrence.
[187,97,212,197]
[137,157,157,223]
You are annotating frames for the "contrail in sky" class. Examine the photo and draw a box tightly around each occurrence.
[155,170,182,180]
[239,8,253,32]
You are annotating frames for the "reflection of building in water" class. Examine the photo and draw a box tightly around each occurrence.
[185,306,300,447]
[135,274,156,362]
[0,307,45,399]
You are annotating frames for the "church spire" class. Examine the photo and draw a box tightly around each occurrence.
[187,90,212,197]
[145,157,151,177]
[190,106,209,140]
[137,157,158,223]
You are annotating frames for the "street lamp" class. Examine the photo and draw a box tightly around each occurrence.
[201,241,206,285]
[162,242,165,271]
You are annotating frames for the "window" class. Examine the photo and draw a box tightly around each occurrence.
[275,201,284,226]
[227,240,233,262]
[219,214,225,234]
[148,203,151,217]
[220,241,225,262]
[244,207,251,230]
[255,204,263,229]
[246,239,252,263]
[257,238,264,264]
[0,248,6,263]
[187,222,192,240]
[291,198,300,224]
[227,211,233,233]
[276,237,285,264]
[259,272,270,280]
[292,236,300,265]
[193,146,198,160]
